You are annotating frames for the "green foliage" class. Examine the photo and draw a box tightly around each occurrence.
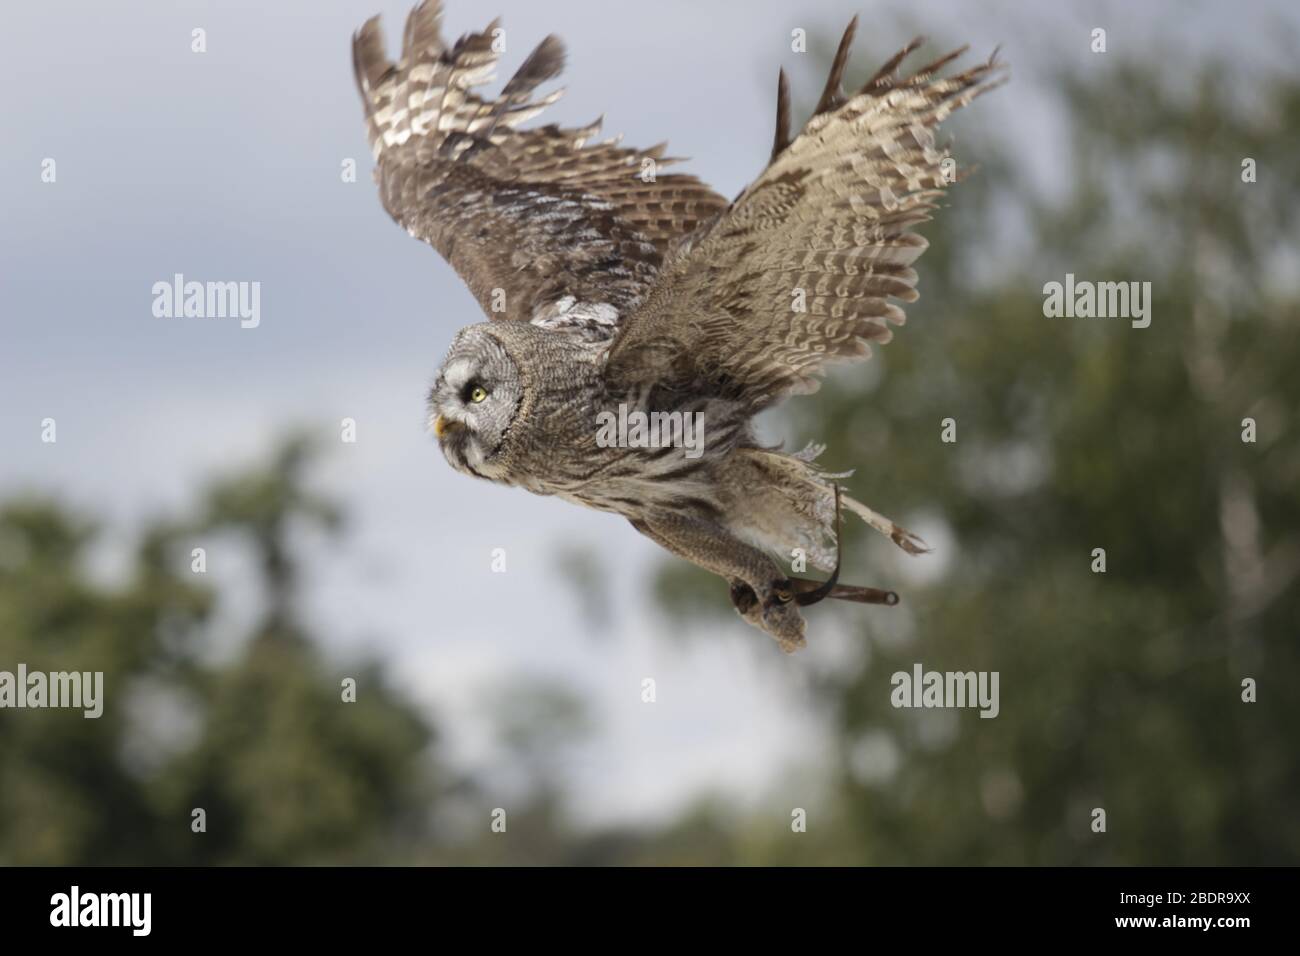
[0,442,437,865]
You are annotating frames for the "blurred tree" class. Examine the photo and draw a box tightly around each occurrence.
[0,437,444,864]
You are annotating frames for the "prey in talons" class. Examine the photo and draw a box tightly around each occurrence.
[729,486,900,653]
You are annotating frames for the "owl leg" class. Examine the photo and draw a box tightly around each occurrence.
[630,514,807,652]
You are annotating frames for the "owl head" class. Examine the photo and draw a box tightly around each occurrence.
[428,324,525,481]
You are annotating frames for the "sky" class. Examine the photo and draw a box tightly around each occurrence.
[1,0,1294,829]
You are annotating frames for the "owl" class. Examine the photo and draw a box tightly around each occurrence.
[352,1,1003,652]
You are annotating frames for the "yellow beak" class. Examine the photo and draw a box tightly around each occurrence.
[434,414,464,439]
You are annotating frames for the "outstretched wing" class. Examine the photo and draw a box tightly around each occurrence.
[605,20,1004,406]
[352,0,728,336]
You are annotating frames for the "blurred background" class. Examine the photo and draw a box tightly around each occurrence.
[1,0,1297,864]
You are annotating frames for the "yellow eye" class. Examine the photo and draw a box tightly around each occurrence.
[469,385,488,404]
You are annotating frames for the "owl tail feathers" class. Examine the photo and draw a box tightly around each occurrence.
[841,491,932,556]
[785,443,929,555]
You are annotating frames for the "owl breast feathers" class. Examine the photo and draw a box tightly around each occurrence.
[352,0,1004,651]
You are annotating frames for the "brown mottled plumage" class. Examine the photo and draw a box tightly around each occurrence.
[352,1,1004,651]
[352,1,727,327]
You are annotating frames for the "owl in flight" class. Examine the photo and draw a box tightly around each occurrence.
[352,1,1002,652]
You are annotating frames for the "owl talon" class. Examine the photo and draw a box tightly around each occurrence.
[769,580,795,606]
[759,578,806,647]
[729,581,759,616]
[762,601,807,650]
[728,578,806,649]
